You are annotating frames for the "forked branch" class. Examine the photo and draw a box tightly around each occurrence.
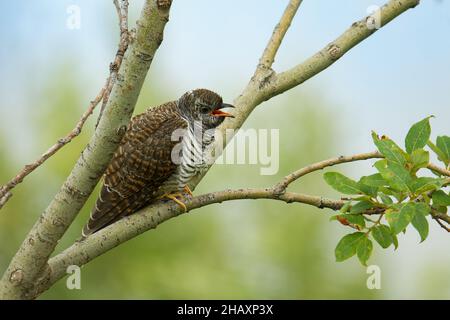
[33,150,449,296]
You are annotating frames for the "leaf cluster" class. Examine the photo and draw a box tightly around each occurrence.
[325,117,450,265]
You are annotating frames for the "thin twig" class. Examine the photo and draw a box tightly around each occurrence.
[427,163,450,178]
[431,209,450,232]
[0,192,12,209]
[0,1,130,210]
[0,89,105,209]
[272,150,450,195]
[433,217,450,232]
[274,151,383,193]
[96,0,129,128]
[258,0,303,70]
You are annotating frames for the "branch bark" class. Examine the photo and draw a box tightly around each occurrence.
[36,151,380,296]
[274,151,384,193]
[34,151,449,297]
[263,0,420,99]
[0,0,173,299]
[258,0,304,70]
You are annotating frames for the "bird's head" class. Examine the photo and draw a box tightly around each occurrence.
[178,89,234,129]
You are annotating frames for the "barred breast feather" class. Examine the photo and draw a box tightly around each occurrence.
[82,102,188,236]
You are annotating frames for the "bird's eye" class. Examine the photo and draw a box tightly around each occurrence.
[200,105,210,114]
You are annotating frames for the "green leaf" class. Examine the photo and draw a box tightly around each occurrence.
[374,160,413,193]
[359,173,386,187]
[329,215,337,222]
[335,232,366,262]
[411,177,445,194]
[343,214,366,228]
[358,174,385,197]
[350,200,374,214]
[411,211,429,242]
[392,233,399,250]
[329,214,339,221]
[324,172,362,195]
[379,194,393,205]
[427,140,448,166]
[371,225,393,248]
[378,186,403,201]
[436,136,450,165]
[358,184,378,198]
[410,149,429,172]
[433,205,448,214]
[387,202,430,237]
[432,190,450,207]
[372,132,407,165]
[385,204,415,235]
[405,117,432,154]
[356,237,373,266]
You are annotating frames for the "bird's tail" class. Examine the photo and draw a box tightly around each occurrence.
[82,186,146,237]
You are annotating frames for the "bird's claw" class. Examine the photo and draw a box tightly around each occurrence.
[159,192,187,212]
[183,185,193,197]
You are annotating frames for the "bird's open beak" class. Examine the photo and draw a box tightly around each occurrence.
[211,103,235,118]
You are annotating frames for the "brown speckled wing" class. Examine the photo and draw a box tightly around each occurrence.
[82,102,187,236]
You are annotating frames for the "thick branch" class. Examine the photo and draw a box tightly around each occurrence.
[36,150,450,296]
[258,0,303,70]
[262,0,420,99]
[0,0,172,300]
[35,189,343,296]
[37,152,385,295]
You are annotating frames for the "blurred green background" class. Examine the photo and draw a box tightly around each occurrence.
[0,0,449,299]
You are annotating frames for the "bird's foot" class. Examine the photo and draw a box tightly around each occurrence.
[183,185,193,197]
[159,192,188,212]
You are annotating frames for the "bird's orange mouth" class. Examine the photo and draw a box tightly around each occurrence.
[211,103,235,118]
[211,109,234,117]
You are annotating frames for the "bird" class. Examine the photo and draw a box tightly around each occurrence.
[82,89,234,237]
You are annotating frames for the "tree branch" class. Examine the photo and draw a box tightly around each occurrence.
[258,0,303,70]
[36,178,352,295]
[0,73,106,210]
[274,151,384,193]
[431,210,450,232]
[427,163,450,178]
[263,0,420,99]
[33,150,449,297]
[0,0,173,299]
[184,1,420,202]
[96,0,130,128]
